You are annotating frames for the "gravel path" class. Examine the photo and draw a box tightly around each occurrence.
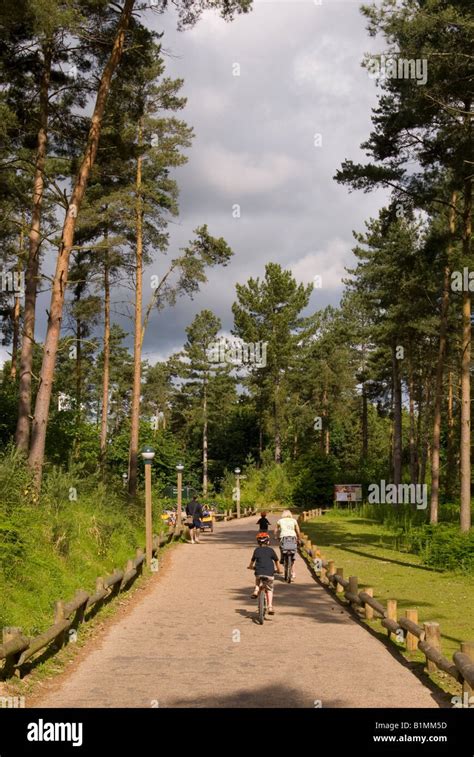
[36,516,439,708]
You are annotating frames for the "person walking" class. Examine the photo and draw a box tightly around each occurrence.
[186,495,204,544]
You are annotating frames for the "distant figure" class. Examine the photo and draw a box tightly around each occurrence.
[186,496,204,544]
[256,511,270,533]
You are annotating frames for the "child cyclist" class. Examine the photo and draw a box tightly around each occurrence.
[256,510,270,533]
[247,532,282,615]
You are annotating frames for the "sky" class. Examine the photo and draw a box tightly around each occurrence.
[2,0,390,368]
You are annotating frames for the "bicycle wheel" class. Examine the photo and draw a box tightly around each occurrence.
[284,554,292,583]
[258,586,266,624]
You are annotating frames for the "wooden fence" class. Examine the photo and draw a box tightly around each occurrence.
[0,508,256,680]
[298,509,474,699]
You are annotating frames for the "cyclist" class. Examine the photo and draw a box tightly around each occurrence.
[275,509,300,581]
[248,532,282,614]
[256,510,270,533]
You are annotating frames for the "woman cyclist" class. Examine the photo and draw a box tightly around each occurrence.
[275,509,300,580]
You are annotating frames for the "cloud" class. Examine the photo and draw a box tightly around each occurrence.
[288,238,354,292]
[25,1,390,363]
[195,145,303,195]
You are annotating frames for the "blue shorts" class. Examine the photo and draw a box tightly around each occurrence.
[189,520,202,530]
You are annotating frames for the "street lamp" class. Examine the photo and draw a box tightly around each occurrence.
[176,463,184,528]
[141,446,155,568]
[234,467,241,519]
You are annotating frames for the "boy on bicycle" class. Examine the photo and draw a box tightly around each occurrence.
[256,510,270,533]
[248,533,282,614]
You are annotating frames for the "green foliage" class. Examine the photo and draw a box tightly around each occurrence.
[350,502,474,573]
[408,525,474,572]
[0,452,146,633]
[291,447,337,509]
[220,460,293,510]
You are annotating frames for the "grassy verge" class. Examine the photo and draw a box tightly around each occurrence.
[303,511,474,696]
[0,452,167,636]
[0,538,181,703]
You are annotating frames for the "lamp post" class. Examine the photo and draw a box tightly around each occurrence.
[122,472,128,489]
[234,467,241,519]
[141,446,155,568]
[176,463,184,527]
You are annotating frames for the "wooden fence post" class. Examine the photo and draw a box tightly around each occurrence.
[405,609,419,652]
[2,627,23,677]
[364,588,374,620]
[328,560,335,582]
[348,576,358,608]
[74,591,87,627]
[54,601,67,649]
[423,622,441,673]
[336,568,344,594]
[461,641,474,699]
[386,599,397,641]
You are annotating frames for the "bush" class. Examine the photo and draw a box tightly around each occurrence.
[291,448,337,509]
[408,525,474,572]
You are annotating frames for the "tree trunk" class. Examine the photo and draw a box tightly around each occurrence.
[322,385,329,455]
[99,238,110,467]
[128,119,144,498]
[28,0,136,488]
[274,375,281,464]
[15,43,52,450]
[10,221,25,381]
[75,314,82,416]
[445,369,456,502]
[408,347,418,485]
[392,344,402,486]
[416,372,423,482]
[430,192,457,523]
[460,178,472,531]
[420,375,432,486]
[203,379,208,495]
[361,381,368,462]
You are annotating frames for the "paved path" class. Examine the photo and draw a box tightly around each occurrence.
[36,517,439,708]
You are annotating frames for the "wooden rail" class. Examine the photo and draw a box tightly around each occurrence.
[0,506,257,680]
[298,510,474,697]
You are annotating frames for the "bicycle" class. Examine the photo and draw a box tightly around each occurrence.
[256,575,272,624]
[282,550,295,583]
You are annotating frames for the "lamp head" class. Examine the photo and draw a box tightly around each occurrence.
[141,446,155,463]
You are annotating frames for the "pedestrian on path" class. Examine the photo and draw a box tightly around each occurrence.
[186,496,204,543]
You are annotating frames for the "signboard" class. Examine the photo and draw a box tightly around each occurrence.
[334,484,362,503]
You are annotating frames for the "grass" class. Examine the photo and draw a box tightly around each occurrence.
[0,451,171,636]
[303,511,474,695]
[0,538,181,703]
